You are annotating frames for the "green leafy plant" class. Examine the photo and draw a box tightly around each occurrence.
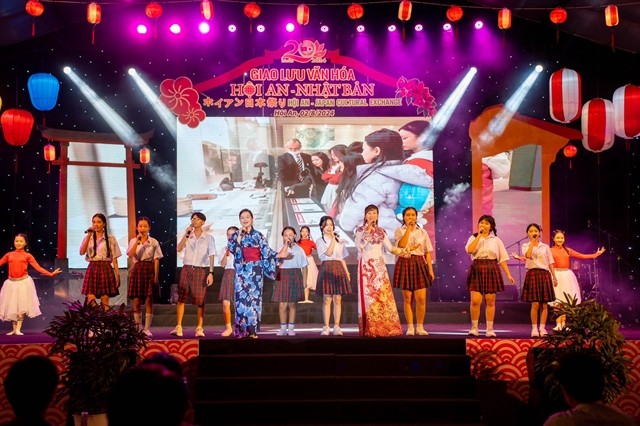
[534,295,629,404]
[45,300,148,415]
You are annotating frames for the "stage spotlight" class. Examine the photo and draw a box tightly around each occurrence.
[320,25,329,33]
[474,20,483,29]
[128,68,136,76]
[256,24,266,32]
[128,69,177,139]
[136,24,148,35]
[228,24,237,32]
[63,66,71,74]
[169,24,181,34]
[535,65,543,72]
[286,22,295,32]
[443,23,452,31]
[388,24,396,32]
[415,24,423,31]
[356,24,365,32]
[199,22,210,34]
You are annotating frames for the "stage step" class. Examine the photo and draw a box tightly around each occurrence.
[192,338,484,425]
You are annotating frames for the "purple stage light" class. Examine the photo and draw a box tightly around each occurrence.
[321,25,329,33]
[136,24,148,35]
[474,20,484,29]
[443,23,452,31]
[256,24,265,32]
[199,22,210,34]
[356,24,365,32]
[286,22,295,32]
[415,24,423,31]
[388,24,396,32]
[228,24,237,32]
[169,24,181,34]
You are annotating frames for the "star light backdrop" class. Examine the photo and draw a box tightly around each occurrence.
[0,1,638,310]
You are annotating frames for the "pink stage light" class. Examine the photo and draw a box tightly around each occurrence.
[136,24,148,35]
[199,22,210,34]
[286,22,295,32]
[415,24,423,31]
[169,24,181,34]
[256,24,265,32]
[356,24,365,32]
[474,20,483,29]
[388,24,396,32]
[443,22,452,31]
[228,24,237,32]
[320,25,329,33]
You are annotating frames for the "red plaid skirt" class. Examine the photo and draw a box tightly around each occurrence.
[218,269,235,301]
[466,259,504,294]
[521,268,555,303]
[178,265,208,306]
[316,260,352,296]
[127,261,155,298]
[82,261,119,297]
[393,255,432,291]
[272,268,305,303]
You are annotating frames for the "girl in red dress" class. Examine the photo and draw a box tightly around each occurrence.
[297,226,317,303]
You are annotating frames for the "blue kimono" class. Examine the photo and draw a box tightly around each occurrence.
[227,228,277,337]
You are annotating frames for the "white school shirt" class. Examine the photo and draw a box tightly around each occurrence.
[279,244,308,269]
[182,232,216,267]
[394,225,433,256]
[218,246,234,270]
[465,234,509,263]
[127,237,163,264]
[85,234,122,261]
[315,236,348,262]
[521,241,554,271]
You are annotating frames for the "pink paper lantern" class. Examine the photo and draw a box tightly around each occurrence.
[612,84,640,139]
[581,98,615,153]
[549,68,581,123]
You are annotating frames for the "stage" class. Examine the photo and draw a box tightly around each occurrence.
[1,322,639,425]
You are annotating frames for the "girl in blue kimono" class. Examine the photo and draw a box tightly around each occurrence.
[228,209,289,338]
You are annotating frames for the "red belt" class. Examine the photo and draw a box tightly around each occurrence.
[243,247,261,262]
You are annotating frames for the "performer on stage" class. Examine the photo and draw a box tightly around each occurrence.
[297,226,318,303]
[79,212,122,310]
[355,204,403,337]
[393,207,435,336]
[512,224,557,337]
[218,226,239,337]
[465,215,515,337]
[171,212,216,338]
[0,234,61,335]
[316,215,351,336]
[228,209,289,339]
[273,227,307,336]
[549,230,605,331]
[126,216,163,337]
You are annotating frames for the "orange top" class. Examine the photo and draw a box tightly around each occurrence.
[550,245,594,268]
[0,249,54,279]
[297,239,316,256]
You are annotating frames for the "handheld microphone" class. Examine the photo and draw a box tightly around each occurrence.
[333,232,340,242]
[185,227,192,237]
[84,228,94,234]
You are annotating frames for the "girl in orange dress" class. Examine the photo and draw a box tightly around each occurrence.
[296,226,318,303]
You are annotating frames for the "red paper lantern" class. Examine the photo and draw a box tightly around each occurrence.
[446,5,463,22]
[347,3,364,20]
[244,2,261,19]
[549,7,567,24]
[549,68,582,124]
[87,2,101,24]
[581,98,615,153]
[140,147,151,164]
[44,143,56,161]
[563,144,577,158]
[297,4,309,26]
[25,0,45,36]
[146,2,163,19]
[398,0,412,22]
[200,0,214,21]
[1,109,35,147]
[613,84,640,142]
[604,5,619,27]
[498,8,511,30]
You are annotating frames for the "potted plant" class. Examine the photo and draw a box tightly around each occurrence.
[529,295,630,421]
[45,300,148,426]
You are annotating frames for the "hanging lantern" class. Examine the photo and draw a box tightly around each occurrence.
[604,5,619,26]
[44,143,56,173]
[497,8,511,30]
[549,68,582,124]
[146,1,163,38]
[581,98,615,153]
[27,73,60,112]
[563,143,578,169]
[140,147,151,175]
[297,4,309,26]
[446,5,463,22]
[398,0,412,22]
[200,0,214,21]
[0,96,3,111]
[347,3,364,20]
[87,2,101,45]
[25,0,45,36]
[613,84,640,150]
[549,7,567,24]
[1,109,35,147]
[244,2,261,33]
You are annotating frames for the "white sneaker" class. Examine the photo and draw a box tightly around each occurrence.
[143,329,153,337]
[539,328,548,337]
[485,329,497,338]
[288,330,296,336]
[170,325,183,337]
[320,326,330,336]
[531,329,540,337]
[333,326,343,336]
[416,327,429,336]
[195,327,205,337]
[6,330,15,336]
[406,327,415,336]
[467,327,479,337]
[276,329,288,336]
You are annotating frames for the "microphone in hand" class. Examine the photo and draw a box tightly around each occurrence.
[85,228,94,234]
[333,232,340,242]
[185,226,193,237]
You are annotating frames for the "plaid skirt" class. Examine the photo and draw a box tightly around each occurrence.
[521,268,555,303]
[127,261,155,298]
[393,255,432,291]
[178,265,208,306]
[218,269,235,302]
[316,260,352,296]
[466,259,504,294]
[272,268,305,303]
[82,261,119,297]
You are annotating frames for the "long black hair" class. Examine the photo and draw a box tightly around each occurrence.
[353,129,403,191]
[91,213,112,259]
[319,215,335,243]
[334,154,365,211]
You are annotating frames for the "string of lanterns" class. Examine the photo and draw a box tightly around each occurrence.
[23,0,630,41]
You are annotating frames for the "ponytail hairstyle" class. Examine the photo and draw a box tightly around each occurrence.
[319,215,334,244]
[475,214,497,237]
[91,213,111,259]
[552,229,570,255]
[363,204,379,227]
[298,226,311,243]
[334,154,365,210]
[354,129,403,190]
